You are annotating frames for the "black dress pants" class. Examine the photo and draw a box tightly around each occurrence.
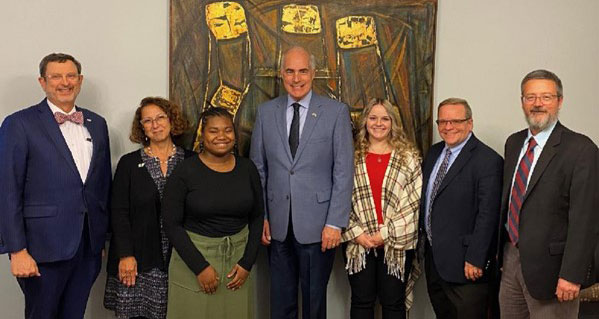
[425,243,489,319]
[346,247,413,319]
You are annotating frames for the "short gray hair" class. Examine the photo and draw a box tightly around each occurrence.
[281,46,316,70]
[521,69,563,97]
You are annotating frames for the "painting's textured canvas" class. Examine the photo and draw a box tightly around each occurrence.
[170,0,437,155]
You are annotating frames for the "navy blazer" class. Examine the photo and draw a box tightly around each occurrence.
[420,134,503,284]
[0,99,111,262]
[249,93,354,244]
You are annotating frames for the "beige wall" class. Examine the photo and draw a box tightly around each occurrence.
[1,1,597,318]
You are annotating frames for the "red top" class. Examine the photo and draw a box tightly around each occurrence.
[365,152,391,225]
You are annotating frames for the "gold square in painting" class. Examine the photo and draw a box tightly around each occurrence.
[281,4,321,34]
[336,16,377,49]
[205,1,248,40]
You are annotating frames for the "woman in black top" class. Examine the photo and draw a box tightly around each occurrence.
[162,107,264,319]
[104,97,194,319]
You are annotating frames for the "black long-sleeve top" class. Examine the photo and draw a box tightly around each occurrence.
[162,155,264,275]
[106,148,195,275]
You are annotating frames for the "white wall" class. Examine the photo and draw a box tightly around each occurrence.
[0,1,597,318]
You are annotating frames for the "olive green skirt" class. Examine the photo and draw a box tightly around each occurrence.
[167,227,253,319]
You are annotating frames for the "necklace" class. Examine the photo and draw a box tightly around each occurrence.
[147,143,176,165]
[368,144,391,163]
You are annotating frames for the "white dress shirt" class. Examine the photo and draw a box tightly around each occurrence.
[48,100,93,183]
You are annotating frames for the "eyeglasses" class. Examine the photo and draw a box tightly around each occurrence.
[521,94,559,104]
[435,118,471,126]
[140,114,169,127]
[45,73,81,83]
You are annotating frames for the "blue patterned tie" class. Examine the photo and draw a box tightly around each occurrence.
[426,148,452,244]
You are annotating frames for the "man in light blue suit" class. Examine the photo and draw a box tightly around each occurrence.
[250,46,354,319]
[0,53,111,319]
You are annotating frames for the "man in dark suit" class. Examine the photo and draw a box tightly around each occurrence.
[0,53,112,318]
[420,98,503,319]
[497,69,598,318]
[250,46,353,319]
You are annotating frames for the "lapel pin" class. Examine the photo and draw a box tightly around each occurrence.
[138,163,145,168]
[86,119,92,122]
[312,113,317,117]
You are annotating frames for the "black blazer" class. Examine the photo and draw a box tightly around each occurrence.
[420,134,503,284]
[498,122,599,299]
[107,148,196,275]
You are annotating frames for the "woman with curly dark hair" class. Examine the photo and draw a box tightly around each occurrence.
[104,97,195,319]
[162,107,263,319]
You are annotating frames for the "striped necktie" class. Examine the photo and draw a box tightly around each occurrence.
[507,137,537,245]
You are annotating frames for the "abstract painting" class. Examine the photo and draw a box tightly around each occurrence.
[170,0,437,156]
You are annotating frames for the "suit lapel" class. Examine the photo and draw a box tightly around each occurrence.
[292,95,322,163]
[523,122,562,201]
[502,130,528,205]
[422,143,443,191]
[436,135,477,195]
[420,142,443,213]
[275,97,293,163]
[80,108,98,183]
[36,100,80,179]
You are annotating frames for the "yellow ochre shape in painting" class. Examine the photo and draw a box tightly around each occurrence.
[336,16,378,49]
[205,2,248,40]
[281,4,322,34]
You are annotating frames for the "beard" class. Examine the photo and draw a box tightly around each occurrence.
[525,107,559,133]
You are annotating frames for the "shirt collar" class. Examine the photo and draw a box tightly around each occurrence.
[287,90,312,110]
[526,120,557,149]
[47,99,77,115]
[443,132,472,154]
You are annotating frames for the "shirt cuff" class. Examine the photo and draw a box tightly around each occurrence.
[325,224,340,230]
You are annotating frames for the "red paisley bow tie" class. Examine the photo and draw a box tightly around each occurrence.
[54,111,84,125]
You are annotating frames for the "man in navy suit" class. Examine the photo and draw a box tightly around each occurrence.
[0,53,111,319]
[420,98,503,319]
[250,46,353,319]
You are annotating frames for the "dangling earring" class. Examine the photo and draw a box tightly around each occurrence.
[199,141,204,153]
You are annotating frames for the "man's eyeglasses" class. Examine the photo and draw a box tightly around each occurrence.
[44,73,81,83]
[140,114,169,127]
[521,94,559,104]
[435,118,471,126]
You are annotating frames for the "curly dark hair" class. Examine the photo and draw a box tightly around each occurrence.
[130,97,189,146]
[197,107,237,154]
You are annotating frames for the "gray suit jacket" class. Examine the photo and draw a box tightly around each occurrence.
[250,93,354,244]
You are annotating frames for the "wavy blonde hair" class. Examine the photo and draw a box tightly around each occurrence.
[354,98,419,163]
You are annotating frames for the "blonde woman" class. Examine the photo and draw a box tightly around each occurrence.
[342,98,422,319]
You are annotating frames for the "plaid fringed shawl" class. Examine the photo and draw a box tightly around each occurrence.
[342,149,422,309]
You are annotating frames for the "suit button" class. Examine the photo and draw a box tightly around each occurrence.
[286,195,290,200]
[290,170,294,175]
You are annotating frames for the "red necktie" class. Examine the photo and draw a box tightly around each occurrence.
[507,137,537,245]
[54,111,84,125]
